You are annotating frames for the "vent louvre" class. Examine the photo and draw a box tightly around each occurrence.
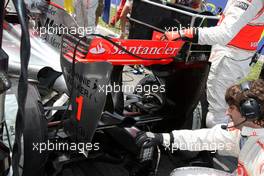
[61,34,89,61]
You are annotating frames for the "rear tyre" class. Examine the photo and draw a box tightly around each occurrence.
[12,84,48,176]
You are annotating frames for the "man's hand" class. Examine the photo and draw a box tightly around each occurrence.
[135,132,163,148]
[161,31,181,41]
[161,28,198,43]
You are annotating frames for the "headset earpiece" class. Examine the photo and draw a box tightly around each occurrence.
[239,81,262,121]
[240,98,261,121]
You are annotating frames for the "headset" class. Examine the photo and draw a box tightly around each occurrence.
[239,81,262,121]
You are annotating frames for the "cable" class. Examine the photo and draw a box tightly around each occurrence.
[227,119,247,129]
[12,0,30,121]
[12,0,31,175]
[4,120,12,150]
[154,146,161,176]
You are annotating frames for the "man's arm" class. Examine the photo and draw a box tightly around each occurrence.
[162,124,240,156]
[198,0,263,45]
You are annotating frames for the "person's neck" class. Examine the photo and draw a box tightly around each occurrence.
[242,121,262,129]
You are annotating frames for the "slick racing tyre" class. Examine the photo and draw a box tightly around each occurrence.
[12,84,48,176]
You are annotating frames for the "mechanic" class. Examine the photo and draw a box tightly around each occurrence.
[110,0,127,26]
[85,0,98,30]
[162,0,264,128]
[136,79,264,176]
[120,0,133,39]
[96,0,104,25]
[72,0,99,31]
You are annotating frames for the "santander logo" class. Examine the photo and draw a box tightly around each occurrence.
[87,38,183,58]
[89,42,106,54]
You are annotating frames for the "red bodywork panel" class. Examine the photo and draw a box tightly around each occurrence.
[63,32,185,66]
